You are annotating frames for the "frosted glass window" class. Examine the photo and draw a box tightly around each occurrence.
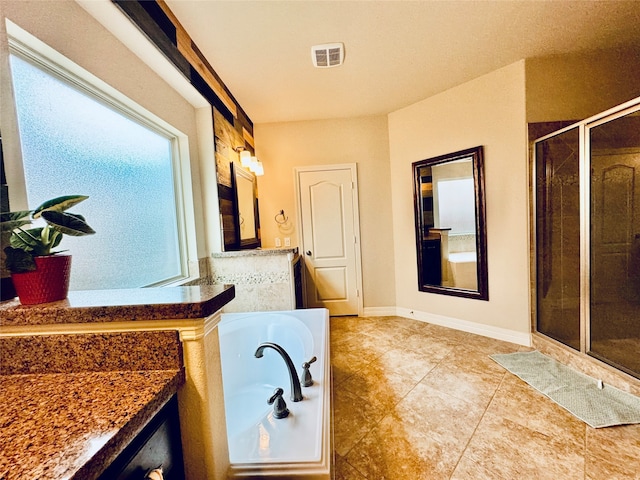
[436,178,475,234]
[9,53,184,290]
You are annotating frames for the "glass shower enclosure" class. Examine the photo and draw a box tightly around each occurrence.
[534,98,640,379]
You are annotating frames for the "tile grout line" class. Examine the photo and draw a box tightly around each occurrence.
[339,331,454,479]
[446,369,509,479]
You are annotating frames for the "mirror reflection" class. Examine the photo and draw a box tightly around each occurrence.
[413,146,488,300]
[236,171,256,241]
[232,163,261,249]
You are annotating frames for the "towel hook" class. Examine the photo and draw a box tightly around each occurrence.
[274,209,288,224]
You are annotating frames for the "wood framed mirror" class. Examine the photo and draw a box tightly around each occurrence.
[412,146,488,300]
[231,162,261,249]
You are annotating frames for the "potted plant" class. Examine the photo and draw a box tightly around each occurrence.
[1,195,95,305]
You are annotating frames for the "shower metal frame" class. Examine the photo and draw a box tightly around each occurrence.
[532,96,640,370]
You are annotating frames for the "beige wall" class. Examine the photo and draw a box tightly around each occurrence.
[526,47,640,123]
[254,116,396,309]
[4,1,636,332]
[388,61,530,337]
[0,0,211,260]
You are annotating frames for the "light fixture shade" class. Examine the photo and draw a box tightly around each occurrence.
[240,150,252,167]
[250,160,264,176]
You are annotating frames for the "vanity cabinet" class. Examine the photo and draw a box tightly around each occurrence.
[98,395,185,480]
[422,237,442,285]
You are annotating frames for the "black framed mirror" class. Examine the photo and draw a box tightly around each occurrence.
[412,146,488,300]
[231,162,261,249]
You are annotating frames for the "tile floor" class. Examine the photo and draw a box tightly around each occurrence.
[330,315,640,479]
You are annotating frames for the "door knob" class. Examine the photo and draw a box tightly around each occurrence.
[306,250,312,256]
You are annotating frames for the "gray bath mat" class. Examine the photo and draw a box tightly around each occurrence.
[490,350,640,428]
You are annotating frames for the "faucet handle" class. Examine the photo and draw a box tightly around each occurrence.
[300,356,317,387]
[268,387,290,418]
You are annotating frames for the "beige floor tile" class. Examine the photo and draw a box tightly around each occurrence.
[332,388,386,457]
[395,382,486,447]
[368,323,417,345]
[331,363,354,387]
[450,454,509,480]
[334,453,367,480]
[330,316,378,336]
[346,412,463,480]
[403,331,460,360]
[420,361,504,408]
[488,374,586,445]
[373,315,426,333]
[585,454,640,480]
[336,330,395,360]
[330,328,360,346]
[367,347,440,382]
[331,349,375,386]
[586,423,640,471]
[460,333,522,356]
[444,343,510,376]
[329,315,640,480]
[340,367,418,412]
[460,412,585,480]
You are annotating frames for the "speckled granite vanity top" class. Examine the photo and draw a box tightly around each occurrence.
[0,330,187,480]
[0,284,235,326]
[1,369,184,479]
[211,247,298,257]
[0,285,235,479]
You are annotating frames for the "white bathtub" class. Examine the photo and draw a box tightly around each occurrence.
[218,309,331,479]
[448,251,478,290]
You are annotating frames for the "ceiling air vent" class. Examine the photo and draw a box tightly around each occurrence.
[311,43,344,68]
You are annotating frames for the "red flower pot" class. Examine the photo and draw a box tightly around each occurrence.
[11,255,72,305]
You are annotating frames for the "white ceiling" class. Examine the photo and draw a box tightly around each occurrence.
[164,0,640,124]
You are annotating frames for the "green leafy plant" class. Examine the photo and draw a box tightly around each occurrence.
[1,195,95,273]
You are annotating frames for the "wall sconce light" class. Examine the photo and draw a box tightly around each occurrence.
[249,159,264,176]
[234,146,264,176]
[240,150,253,167]
[234,146,252,165]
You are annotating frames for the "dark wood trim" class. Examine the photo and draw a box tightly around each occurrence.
[112,1,191,78]
[412,146,489,301]
[111,0,254,136]
[138,0,178,44]
[189,66,235,125]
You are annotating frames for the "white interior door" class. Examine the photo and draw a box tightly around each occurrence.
[591,149,640,303]
[296,165,362,316]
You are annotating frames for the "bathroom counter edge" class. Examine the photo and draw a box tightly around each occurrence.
[0,284,236,326]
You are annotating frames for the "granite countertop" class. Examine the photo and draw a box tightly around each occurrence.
[211,247,298,258]
[0,369,184,480]
[0,284,235,327]
[0,330,186,480]
[0,283,238,479]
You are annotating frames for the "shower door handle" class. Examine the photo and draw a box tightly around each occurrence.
[145,467,164,480]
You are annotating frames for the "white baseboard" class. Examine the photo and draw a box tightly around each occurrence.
[362,306,398,317]
[364,306,531,347]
